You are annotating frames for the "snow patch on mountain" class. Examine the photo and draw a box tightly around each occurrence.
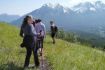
[42,3,70,14]
[90,7,96,11]
[71,1,105,13]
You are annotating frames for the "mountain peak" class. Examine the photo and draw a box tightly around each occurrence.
[41,3,69,13]
[43,3,54,8]
[42,3,63,9]
[95,1,105,9]
[72,1,105,13]
[95,1,103,4]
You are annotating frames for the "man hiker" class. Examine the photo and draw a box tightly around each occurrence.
[50,21,58,44]
[35,19,46,56]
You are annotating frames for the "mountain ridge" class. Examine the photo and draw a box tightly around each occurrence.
[11,1,105,37]
[0,14,20,23]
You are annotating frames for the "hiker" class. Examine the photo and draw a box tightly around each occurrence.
[35,19,46,56]
[50,21,58,44]
[20,15,40,69]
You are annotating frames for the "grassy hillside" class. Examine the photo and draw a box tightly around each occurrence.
[0,23,105,70]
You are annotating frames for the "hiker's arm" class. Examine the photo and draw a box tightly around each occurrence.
[43,24,46,37]
[29,24,39,36]
[50,26,53,34]
[56,26,58,32]
[50,26,52,32]
[20,27,24,37]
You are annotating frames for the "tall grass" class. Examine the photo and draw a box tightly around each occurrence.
[44,37,105,70]
[0,23,105,70]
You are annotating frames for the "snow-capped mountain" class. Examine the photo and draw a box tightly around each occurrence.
[95,1,105,9]
[12,1,105,36]
[72,1,105,13]
[12,3,72,26]
[72,2,95,13]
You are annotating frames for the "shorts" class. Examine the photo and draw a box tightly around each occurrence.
[36,38,44,48]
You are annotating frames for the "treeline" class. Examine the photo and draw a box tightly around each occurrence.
[55,29,91,46]
[49,28,105,50]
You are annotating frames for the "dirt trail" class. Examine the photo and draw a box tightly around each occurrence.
[28,54,52,70]
[39,56,51,70]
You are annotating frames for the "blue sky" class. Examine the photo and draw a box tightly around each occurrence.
[0,0,104,16]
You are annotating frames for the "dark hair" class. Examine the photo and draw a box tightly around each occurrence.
[35,19,41,23]
[50,21,53,24]
[21,15,32,28]
[32,21,36,27]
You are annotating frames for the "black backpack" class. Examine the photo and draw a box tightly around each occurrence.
[51,26,58,33]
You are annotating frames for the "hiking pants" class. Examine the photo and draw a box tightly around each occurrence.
[24,46,39,67]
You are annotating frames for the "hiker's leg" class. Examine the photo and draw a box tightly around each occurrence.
[51,33,54,43]
[34,45,39,67]
[38,40,42,56]
[37,40,42,56]
[53,37,55,44]
[40,39,44,56]
[24,47,32,67]
[51,33,56,44]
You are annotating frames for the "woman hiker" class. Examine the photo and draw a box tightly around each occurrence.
[20,15,40,69]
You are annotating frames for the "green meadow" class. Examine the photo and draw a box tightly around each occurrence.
[0,23,105,70]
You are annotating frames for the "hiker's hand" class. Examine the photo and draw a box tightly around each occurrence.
[37,33,40,35]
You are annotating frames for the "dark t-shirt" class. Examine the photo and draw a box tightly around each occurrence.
[50,26,58,33]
